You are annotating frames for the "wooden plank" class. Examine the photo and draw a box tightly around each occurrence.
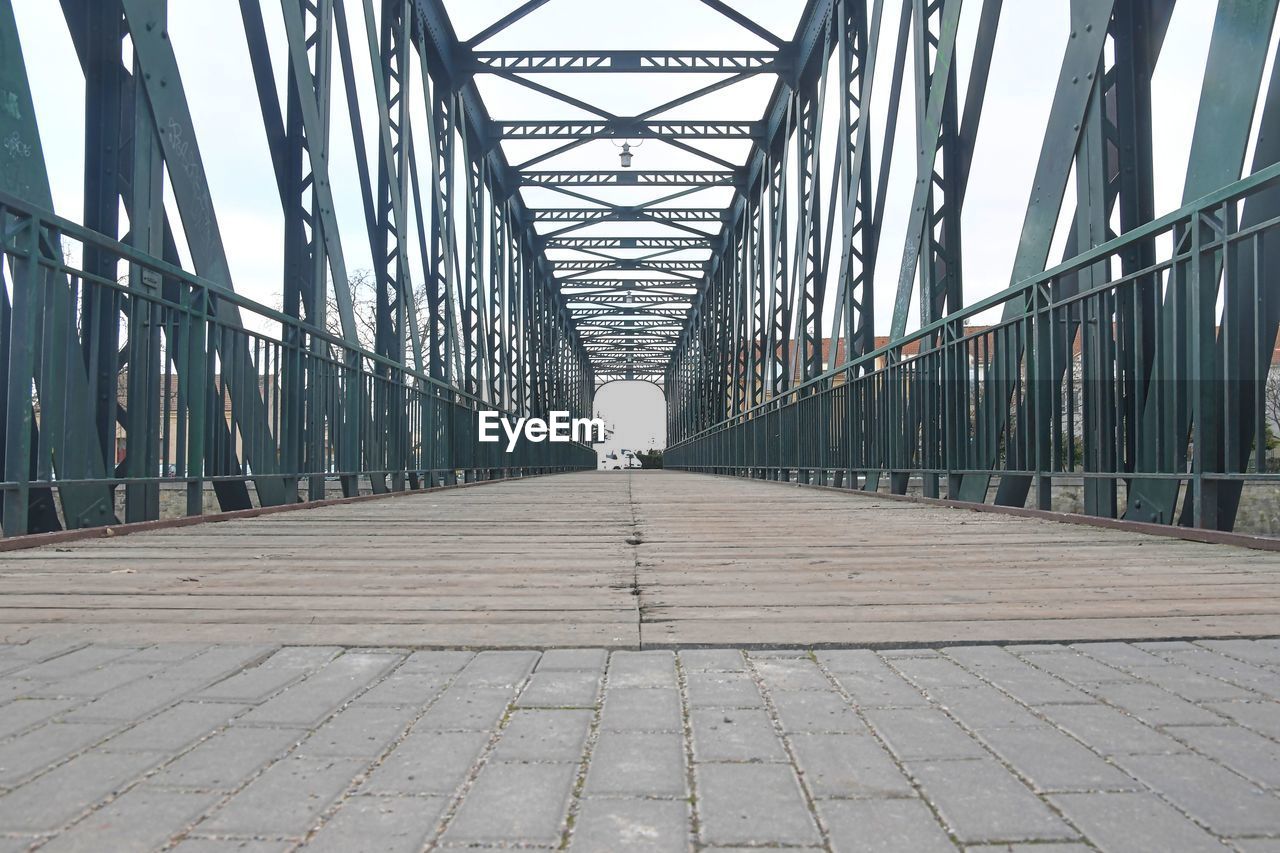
[0,470,1275,648]
[643,615,1280,647]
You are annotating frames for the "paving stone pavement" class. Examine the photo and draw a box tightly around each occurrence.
[0,640,1277,851]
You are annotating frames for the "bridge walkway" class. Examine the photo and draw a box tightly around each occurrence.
[1,471,1276,648]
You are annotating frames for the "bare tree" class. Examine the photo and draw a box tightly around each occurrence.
[1263,368,1280,471]
[325,270,436,365]
[326,269,379,352]
[1265,368,1280,435]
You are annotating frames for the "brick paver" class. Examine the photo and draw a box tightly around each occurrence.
[0,640,1275,850]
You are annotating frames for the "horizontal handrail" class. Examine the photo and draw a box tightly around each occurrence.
[0,194,595,535]
[665,162,1280,531]
[668,160,1280,450]
[0,189,513,416]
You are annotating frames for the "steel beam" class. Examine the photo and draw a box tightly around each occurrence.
[472,50,788,73]
[494,120,760,140]
[523,171,736,187]
[0,0,118,533]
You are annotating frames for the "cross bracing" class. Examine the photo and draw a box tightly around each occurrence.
[1,0,1279,537]
[554,259,705,269]
[545,237,714,249]
[470,50,789,73]
[495,121,761,140]
[524,172,737,188]
[532,209,727,223]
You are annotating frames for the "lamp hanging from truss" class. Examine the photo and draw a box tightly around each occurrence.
[612,138,643,168]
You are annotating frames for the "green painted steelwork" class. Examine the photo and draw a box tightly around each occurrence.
[0,191,593,536]
[668,164,1280,524]
[6,0,1280,536]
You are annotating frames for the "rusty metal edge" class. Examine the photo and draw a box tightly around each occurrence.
[0,471,568,554]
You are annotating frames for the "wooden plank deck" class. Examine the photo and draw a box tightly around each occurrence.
[0,471,1277,648]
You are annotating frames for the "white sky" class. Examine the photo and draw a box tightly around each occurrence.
[9,1,1266,447]
[594,379,666,454]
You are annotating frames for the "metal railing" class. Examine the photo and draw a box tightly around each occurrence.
[0,193,594,536]
[667,164,1280,531]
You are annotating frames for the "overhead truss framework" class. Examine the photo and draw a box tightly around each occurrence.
[4,0,1280,536]
[0,0,597,535]
[663,0,1280,534]
[451,0,820,383]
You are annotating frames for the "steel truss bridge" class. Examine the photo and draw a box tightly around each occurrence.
[1,0,1279,538]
